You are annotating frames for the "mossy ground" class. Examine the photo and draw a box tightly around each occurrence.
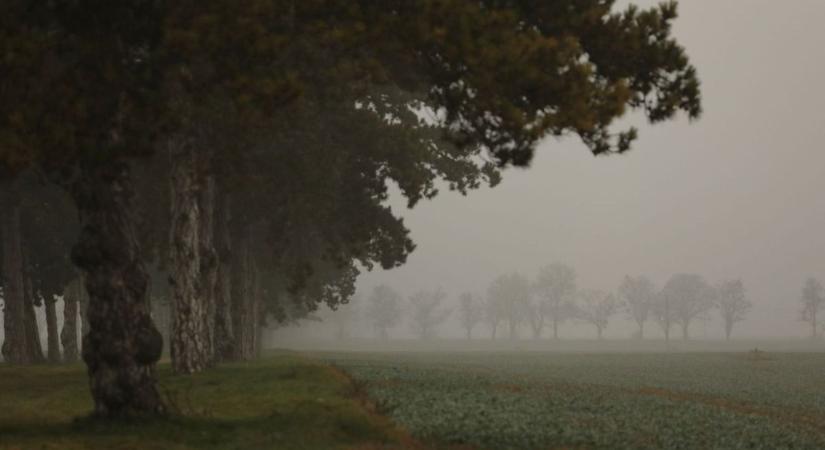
[0,352,415,450]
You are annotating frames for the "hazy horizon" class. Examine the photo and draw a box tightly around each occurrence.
[335,0,825,340]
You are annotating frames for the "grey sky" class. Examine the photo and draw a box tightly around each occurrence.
[355,1,825,339]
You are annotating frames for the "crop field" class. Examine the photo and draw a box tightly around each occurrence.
[322,351,825,450]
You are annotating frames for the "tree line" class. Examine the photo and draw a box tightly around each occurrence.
[341,271,825,341]
[336,267,752,341]
[0,1,701,417]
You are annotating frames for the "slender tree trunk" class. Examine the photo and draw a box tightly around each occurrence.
[466,327,471,340]
[596,326,603,340]
[45,298,61,363]
[61,286,80,363]
[531,315,544,339]
[813,309,817,339]
[682,322,689,341]
[70,160,164,417]
[245,256,261,358]
[491,322,497,340]
[664,322,670,342]
[229,231,258,360]
[638,321,645,339]
[725,320,732,341]
[78,277,89,346]
[213,192,234,362]
[168,139,208,374]
[199,174,218,366]
[1,197,28,364]
[553,317,559,340]
[22,262,44,363]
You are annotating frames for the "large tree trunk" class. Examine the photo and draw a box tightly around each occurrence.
[213,192,234,362]
[1,198,28,364]
[61,282,80,363]
[168,140,209,374]
[45,298,61,363]
[70,160,164,417]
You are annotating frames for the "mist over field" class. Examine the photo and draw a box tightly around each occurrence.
[265,0,825,344]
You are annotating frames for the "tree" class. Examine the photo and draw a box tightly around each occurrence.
[577,290,618,340]
[801,277,824,339]
[408,288,451,340]
[457,293,484,340]
[532,263,577,339]
[487,273,531,340]
[661,274,715,341]
[618,275,656,339]
[1,0,701,415]
[365,285,403,340]
[715,279,751,340]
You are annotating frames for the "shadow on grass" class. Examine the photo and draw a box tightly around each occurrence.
[0,354,410,450]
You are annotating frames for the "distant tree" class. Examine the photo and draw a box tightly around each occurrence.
[488,274,531,340]
[365,285,403,340]
[577,290,618,340]
[618,275,656,339]
[532,263,577,339]
[457,293,484,340]
[800,277,825,339]
[483,293,504,340]
[651,291,674,342]
[661,274,715,341]
[715,279,751,340]
[408,288,451,340]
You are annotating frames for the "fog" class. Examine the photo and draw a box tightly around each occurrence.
[275,0,825,342]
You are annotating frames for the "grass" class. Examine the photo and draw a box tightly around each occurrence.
[0,352,415,450]
[321,351,825,450]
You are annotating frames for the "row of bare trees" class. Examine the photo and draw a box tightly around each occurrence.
[471,268,752,341]
[330,266,754,341]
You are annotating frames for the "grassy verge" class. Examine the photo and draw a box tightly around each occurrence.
[0,352,416,450]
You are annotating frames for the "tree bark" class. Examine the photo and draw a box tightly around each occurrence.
[61,282,80,363]
[213,192,234,362]
[230,231,259,360]
[0,198,28,364]
[199,174,218,366]
[45,298,61,363]
[22,261,45,363]
[70,160,164,417]
[168,139,209,374]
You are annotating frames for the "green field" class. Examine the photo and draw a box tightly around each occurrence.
[321,351,825,450]
[4,351,825,449]
[0,354,413,450]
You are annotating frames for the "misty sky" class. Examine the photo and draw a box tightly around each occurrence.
[356,1,825,339]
